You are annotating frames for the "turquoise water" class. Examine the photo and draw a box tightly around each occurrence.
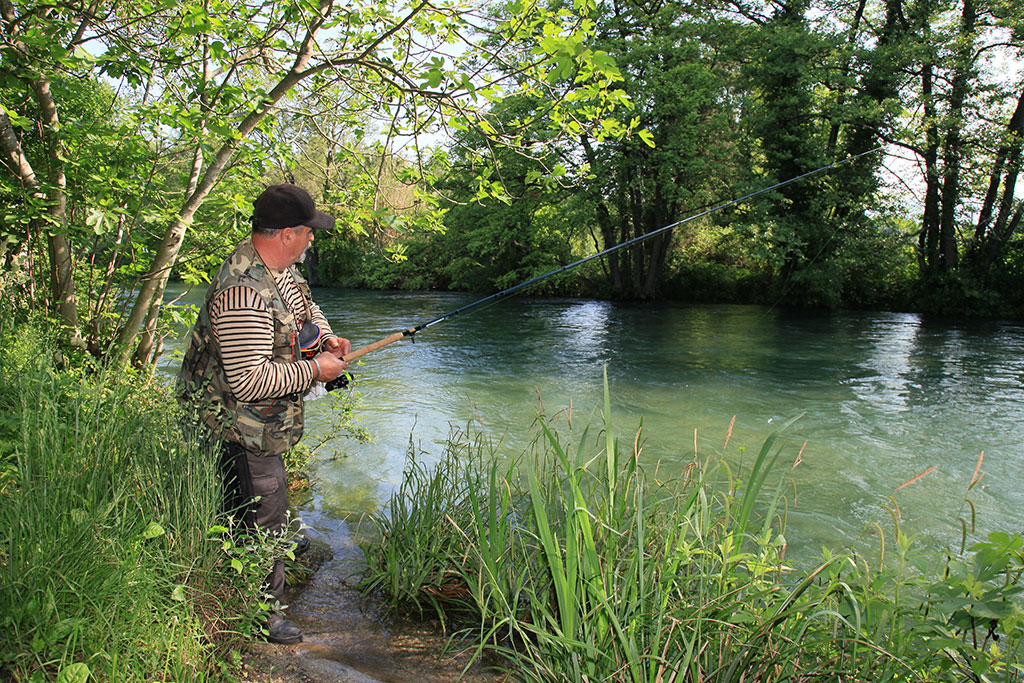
[165,286,1024,558]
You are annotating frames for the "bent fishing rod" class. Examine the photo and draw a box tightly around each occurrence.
[338,148,882,365]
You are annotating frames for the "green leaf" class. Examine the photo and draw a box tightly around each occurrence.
[1,105,32,129]
[141,521,165,540]
[209,40,228,62]
[171,585,186,602]
[55,663,90,683]
[423,68,443,88]
[87,209,105,235]
[231,558,243,573]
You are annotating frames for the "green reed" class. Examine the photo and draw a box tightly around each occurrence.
[362,369,1024,681]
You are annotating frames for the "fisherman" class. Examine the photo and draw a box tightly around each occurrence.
[177,184,350,645]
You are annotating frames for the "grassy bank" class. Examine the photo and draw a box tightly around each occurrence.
[360,373,1024,681]
[0,320,289,681]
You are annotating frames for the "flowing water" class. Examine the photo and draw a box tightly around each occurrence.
[163,285,1024,677]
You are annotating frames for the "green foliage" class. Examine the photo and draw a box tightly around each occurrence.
[359,434,494,621]
[0,298,290,680]
[361,375,1024,680]
[437,187,576,294]
[0,360,217,679]
[983,243,1024,314]
[4,0,1024,353]
[355,243,444,291]
[2,0,641,362]
[205,519,301,640]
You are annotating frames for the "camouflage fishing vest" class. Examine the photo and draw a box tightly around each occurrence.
[177,239,312,456]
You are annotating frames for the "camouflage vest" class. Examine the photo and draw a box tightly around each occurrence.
[177,239,312,456]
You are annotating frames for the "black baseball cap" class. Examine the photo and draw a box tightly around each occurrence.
[252,184,335,230]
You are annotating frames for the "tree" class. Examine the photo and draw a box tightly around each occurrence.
[576,0,741,298]
[740,0,833,291]
[891,0,1024,306]
[966,0,1024,279]
[0,0,634,365]
[1,0,89,332]
[969,89,1024,275]
[433,97,578,293]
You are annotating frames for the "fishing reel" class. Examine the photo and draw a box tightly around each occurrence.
[299,321,353,392]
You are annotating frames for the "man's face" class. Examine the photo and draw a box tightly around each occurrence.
[287,225,315,264]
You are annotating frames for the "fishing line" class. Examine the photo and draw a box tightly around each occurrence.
[340,147,883,363]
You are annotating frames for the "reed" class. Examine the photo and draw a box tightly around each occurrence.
[362,369,1024,681]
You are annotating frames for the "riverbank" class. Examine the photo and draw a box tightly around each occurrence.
[0,314,318,681]
[240,535,503,683]
[0,338,232,680]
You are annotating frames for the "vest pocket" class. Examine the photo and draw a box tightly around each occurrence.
[233,396,303,456]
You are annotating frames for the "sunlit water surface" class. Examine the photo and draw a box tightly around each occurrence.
[164,286,1024,559]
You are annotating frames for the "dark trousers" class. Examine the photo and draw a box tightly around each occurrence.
[220,442,289,603]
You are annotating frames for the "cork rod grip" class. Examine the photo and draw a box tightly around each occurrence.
[342,332,406,362]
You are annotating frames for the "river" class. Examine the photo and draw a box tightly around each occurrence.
[164,286,1024,558]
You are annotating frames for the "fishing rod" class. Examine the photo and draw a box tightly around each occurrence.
[338,148,882,365]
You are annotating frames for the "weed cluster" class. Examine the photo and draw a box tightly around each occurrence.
[361,372,1024,681]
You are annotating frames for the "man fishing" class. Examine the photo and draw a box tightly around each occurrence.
[177,184,350,645]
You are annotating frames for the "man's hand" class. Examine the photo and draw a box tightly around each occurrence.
[314,350,349,381]
[321,336,352,358]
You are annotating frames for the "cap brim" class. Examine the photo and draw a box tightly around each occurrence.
[306,210,335,230]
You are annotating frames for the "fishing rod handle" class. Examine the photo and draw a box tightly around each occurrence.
[342,332,405,362]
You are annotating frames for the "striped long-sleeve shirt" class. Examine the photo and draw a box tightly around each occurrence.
[210,268,335,402]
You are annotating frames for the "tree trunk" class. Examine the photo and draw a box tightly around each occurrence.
[0,104,77,330]
[628,183,645,296]
[936,0,976,272]
[32,78,78,330]
[580,135,623,293]
[641,230,672,298]
[972,88,1024,273]
[982,201,1024,272]
[824,0,868,157]
[975,90,1024,240]
[918,61,941,276]
[639,182,673,299]
[89,214,125,354]
[833,0,905,214]
[0,1,94,333]
[132,45,213,366]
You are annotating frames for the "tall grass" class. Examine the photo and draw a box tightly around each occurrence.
[0,318,275,681]
[361,369,1024,681]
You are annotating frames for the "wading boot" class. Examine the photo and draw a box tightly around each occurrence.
[265,613,303,644]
